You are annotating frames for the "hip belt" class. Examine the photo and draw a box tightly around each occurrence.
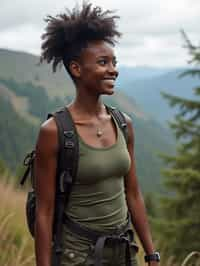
[63,214,138,266]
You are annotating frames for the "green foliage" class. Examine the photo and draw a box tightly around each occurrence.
[0,158,8,175]
[155,32,200,262]
[144,193,158,218]
[0,78,68,174]
[0,78,65,120]
[0,97,37,171]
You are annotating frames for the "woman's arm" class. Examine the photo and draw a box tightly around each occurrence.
[124,114,159,265]
[34,118,58,266]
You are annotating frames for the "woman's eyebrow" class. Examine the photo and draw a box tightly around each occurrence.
[96,55,117,59]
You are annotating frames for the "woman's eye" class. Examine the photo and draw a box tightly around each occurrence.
[98,59,107,65]
[98,58,117,67]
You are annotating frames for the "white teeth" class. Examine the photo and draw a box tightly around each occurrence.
[103,79,115,85]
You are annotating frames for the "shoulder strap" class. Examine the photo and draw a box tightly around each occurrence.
[48,108,79,193]
[105,105,129,145]
[47,107,79,265]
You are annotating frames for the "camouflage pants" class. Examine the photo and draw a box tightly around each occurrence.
[60,224,138,266]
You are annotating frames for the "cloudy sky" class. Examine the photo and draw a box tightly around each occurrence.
[0,0,199,67]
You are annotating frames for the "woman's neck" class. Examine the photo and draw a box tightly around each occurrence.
[68,91,106,119]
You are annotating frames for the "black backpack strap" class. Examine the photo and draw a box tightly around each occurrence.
[105,105,129,145]
[20,150,35,186]
[49,107,79,266]
[54,107,79,192]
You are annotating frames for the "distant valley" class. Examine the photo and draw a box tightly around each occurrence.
[117,66,199,125]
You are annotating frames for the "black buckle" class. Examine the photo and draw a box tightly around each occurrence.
[121,123,127,128]
[59,170,72,192]
[23,151,35,166]
[64,130,74,138]
[64,140,74,148]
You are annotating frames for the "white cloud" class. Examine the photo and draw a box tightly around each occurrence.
[0,0,199,66]
[0,24,42,55]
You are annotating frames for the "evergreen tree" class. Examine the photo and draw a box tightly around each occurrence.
[155,32,200,263]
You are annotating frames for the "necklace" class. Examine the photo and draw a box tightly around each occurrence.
[96,127,103,137]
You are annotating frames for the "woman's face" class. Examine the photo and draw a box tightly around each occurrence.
[75,40,118,96]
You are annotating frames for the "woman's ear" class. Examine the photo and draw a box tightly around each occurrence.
[69,61,81,78]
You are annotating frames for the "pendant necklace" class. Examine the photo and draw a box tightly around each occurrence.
[96,128,103,137]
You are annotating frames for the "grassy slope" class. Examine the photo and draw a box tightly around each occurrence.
[0,179,34,266]
[0,177,144,266]
[1,178,199,266]
[0,83,40,125]
[0,48,74,98]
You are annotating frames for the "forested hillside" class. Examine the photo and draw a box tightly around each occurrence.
[0,97,37,169]
[0,78,69,120]
[0,48,74,98]
[0,74,174,192]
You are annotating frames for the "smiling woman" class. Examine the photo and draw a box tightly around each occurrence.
[33,2,159,266]
[70,40,118,96]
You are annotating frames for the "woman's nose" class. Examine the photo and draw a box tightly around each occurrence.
[108,63,118,78]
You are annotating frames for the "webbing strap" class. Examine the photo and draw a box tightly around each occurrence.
[48,107,79,266]
[63,214,137,266]
[94,235,132,266]
[105,105,129,145]
[53,107,79,192]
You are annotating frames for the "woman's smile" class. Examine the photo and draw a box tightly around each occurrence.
[102,78,115,87]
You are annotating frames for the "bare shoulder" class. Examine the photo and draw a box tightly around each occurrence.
[122,112,132,126]
[36,117,58,154]
[122,112,135,144]
[40,117,57,134]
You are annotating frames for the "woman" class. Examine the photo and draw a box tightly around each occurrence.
[35,2,160,266]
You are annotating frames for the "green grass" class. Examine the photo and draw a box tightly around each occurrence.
[0,178,34,266]
[0,178,199,266]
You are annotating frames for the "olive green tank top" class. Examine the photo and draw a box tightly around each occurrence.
[65,115,131,231]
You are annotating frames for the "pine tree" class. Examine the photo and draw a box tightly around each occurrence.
[155,32,200,263]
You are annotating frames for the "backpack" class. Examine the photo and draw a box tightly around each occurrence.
[20,105,128,266]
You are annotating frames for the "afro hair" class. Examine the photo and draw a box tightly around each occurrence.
[40,2,121,75]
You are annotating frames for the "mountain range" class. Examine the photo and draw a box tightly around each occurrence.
[0,48,186,193]
[117,67,199,125]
